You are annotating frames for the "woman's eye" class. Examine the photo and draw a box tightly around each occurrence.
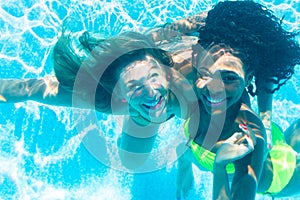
[150,72,159,78]
[222,75,240,82]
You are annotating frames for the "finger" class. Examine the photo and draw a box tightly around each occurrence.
[245,136,254,151]
[234,134,247,145]
[240,124,257,145]
[227,132,244,143]
[248,128,257,146]
[196,77,212,89]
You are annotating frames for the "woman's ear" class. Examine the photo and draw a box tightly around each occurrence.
[245,72,254,87]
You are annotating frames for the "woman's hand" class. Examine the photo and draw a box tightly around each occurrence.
[214,126,256,167]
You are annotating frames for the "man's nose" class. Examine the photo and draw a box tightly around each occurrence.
[143,83,157,98]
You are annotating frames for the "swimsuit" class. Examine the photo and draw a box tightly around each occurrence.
[263,123,297,196]
[184,119,297,195]
[184,118,235,174]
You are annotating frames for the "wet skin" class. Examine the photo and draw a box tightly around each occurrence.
[195,54,248,116]
[118,55,170,124]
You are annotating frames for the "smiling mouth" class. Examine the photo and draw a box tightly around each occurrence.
[142,96,163,110]
[203,95,226,106]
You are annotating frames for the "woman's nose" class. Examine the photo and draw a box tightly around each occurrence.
[206,78,225,93]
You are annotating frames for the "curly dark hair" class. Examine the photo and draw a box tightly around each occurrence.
[198,1,300,95]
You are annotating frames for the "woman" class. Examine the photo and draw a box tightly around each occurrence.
[176,43,266,199]
[175,1,300,198]
[149,0,300,150]
[0,30,197,115]
[0,30,200,169]
[176,42,300,200]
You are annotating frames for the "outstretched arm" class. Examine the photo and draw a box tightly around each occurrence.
[213,119,266,199]
[0,77,130,114]
[147,12,207,43]
[0,76,73,106]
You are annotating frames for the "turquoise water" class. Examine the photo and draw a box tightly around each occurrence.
[0,0,300,199]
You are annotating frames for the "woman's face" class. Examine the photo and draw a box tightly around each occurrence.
[118,55,169,123]
[195,53,247,115]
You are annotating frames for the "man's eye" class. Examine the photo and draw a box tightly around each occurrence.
[128,84,141,90]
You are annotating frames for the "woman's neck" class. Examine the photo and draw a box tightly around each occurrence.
[223,99,242,128]
[196,99,242,150]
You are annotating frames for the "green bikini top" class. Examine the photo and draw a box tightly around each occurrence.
[184,118,297,195]
[264,122,296,195]
[189,140,236,174]
[184,118,236,174]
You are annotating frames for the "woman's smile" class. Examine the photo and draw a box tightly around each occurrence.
[202,94,227,106]
[119,55,170,123]
[196,52,247,115]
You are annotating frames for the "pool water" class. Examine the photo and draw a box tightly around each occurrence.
[0,0,300,199]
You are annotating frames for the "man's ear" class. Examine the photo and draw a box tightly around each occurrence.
[112,84,125,100]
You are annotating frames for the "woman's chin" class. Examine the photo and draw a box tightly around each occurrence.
[202,98,227,115]
[141,108,169,124]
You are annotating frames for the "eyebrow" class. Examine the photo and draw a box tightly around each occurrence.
[221,70,243,77]
[197,68,243,79]
[124,65,161,86]
[125,79,140,86]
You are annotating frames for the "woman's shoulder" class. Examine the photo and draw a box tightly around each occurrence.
[237,103,267,140]
[239,103,259,119]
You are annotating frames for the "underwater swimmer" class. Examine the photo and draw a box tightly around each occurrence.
[175,2,300,196]
[176,43,267,199]
[148,0,300,151]
[0,31,199,170]
[177,43,300,199]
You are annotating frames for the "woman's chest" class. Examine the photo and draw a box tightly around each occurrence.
[193,117,240,152]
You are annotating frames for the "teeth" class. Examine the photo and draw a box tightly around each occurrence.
[206,96,225,104]
[144,97,161,107]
